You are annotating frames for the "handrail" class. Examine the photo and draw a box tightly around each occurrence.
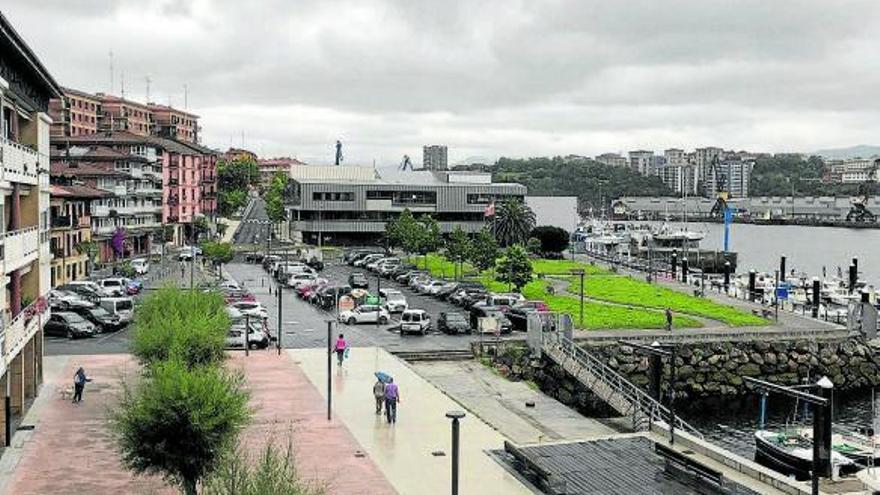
[544,331,703,439]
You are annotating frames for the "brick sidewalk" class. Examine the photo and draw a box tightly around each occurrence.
[1,352,394,495]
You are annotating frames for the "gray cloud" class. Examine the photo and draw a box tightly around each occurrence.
[3,0,880,164]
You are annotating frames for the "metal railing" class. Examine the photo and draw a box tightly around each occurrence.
[543,331,703,439]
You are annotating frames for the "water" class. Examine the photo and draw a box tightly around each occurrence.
[680,221,880,286]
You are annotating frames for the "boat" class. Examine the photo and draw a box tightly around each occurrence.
[628,222,737,274]
[754,429,857,480]
[798,427,880,469]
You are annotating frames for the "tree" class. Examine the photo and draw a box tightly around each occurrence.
[385,209,420,255]
[495,244,533,291]
[469,227,500,272]
[264,172,289,224]
[416,216,441,257]
[493,200,536,247]
[444,226,471,280]
[111,360,250,495]
[201,242,235,279]
[74,240,98,275]
[530,225,570,255]
[217,157,259,217]
[526,237,542,255]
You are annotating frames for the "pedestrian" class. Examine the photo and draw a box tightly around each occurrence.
[373,378,386,415]
[179,260,185,277]
[334,333,347,366]
[665,308,673,332]
[384,377,400,424]
[72,367,91,404]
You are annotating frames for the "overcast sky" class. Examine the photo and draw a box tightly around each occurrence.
[6,1,880,165]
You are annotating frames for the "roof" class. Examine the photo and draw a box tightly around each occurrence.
[61,87,101,102]
[50,162,132,178]
[94,93,150,109]
[146,103,199,118]
[0,11,62,100]
[290,165,378,183]
[50,145,148,162]
[58,131,213,156]
[51,184,113,199]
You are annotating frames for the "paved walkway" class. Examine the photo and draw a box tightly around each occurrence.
[293,347,531,495]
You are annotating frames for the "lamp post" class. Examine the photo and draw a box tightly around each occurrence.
[446,410,466,495]
[570,269,585,326]
[326,320,333,421]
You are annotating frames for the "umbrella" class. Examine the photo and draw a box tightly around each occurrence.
[374,371,392,383]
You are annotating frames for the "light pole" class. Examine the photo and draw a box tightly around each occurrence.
[570,269,585,326]
[446,410,466,495]
[276,282,282,355]
[326,320,333,421]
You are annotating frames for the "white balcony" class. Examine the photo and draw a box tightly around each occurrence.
[92,205,110,217]
[129,168,144,178]
[94,224,116,235]
[2,299,50,367]
[4,226,40,272]
[0,137,42,186]
[113,185,127,196]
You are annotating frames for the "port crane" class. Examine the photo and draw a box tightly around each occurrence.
[707,156,742,252]
[845,160,878,223]
[399,155,413,171]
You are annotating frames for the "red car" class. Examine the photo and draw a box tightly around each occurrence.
[224,289,255,304]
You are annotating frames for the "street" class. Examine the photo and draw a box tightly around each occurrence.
[233,197,270,245]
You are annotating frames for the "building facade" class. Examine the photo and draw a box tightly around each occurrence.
[0,11,59,441]
[627,150,654,175]
[286,167,526,245]
[825,158,879,184]
[148,103,199,143]
[49,184,109,286]
[258,157,304,186]
[48,87,99,138]
[594,153,627,168]
[423,145,448,171]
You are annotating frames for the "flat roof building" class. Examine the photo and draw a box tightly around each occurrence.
[286,167,526,245]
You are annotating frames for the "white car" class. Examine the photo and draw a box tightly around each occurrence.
[48,290,94,310]
[98,277,129,297]
[287,272,317,289]
[229,301,269,320]
[425,280,448,295]
[219,280,241,291]
[378,261,401,276]
[338,305,391,325]
[130,258,150,275]
[400,309,431,335]
[354,254,384,268]
[382,290,409,313]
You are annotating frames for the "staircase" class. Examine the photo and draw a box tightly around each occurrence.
[391,349,474,362]
[542,332,702,438]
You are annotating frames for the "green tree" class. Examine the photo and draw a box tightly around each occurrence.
[217,157,259,217]
[444,226,471,280]
[495,244,533,291]
[526,237,542,255]
[131,288,230,369]
[203,438,325,495]
[201,242,235,279]
[493,200,536,247]
[385,209,419,255]
[469,227,500,272]
[74,240,98,276]
[111,359,250,495]
[416,216,441,256]
[264,172,289,224]
[530,225,570,255]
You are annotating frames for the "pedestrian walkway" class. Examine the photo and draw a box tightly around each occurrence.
[293,347,532,495]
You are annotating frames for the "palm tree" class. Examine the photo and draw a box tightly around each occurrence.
[493,200,536,247]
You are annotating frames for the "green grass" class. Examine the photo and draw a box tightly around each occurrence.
[531,259,609,276]
[407,253,476,279]
[567,275,767,327]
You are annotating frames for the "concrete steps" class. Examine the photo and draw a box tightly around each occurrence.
[391,349,474,362]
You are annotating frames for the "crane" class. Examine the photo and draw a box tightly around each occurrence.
[846,160,878,223]
[399,155,413,171]
[706,156,742,252]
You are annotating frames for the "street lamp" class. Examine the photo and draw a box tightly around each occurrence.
[445,410,466,495]
[570,269,585,326]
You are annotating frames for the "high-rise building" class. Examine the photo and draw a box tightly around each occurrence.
[703,157,753,198]
[627,150,654,175]
[594,153,627,168]
[0,10,61,439]
[423,145,448,171]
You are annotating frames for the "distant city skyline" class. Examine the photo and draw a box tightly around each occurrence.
[5,1,880,165]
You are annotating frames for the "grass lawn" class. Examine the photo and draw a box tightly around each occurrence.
[531,259,608,276]
[406,253,476,279]
[480,275,701,330]
[567,275,767,327]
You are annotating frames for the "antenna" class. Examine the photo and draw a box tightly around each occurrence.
[120,70,125,98]
[145,76,151,103]
[183,84,188,109]
[109,50,114,93]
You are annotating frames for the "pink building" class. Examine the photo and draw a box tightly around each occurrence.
[257,157,304,186]
[156,137,217,242]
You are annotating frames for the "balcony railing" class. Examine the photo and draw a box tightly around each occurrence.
[2,297,49,366]
[92,205,110,217]
[5,226,40,271]
[0,136,42,186]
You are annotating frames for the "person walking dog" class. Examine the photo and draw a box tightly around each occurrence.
[72,367,92,404]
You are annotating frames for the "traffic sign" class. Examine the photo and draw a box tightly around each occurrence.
[776,287,789,300]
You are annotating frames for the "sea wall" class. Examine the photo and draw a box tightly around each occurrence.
[488,337,880,411]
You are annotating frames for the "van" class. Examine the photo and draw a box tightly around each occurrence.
[130,258,150,275]
[99,277,129,297]
[99,297,135,325]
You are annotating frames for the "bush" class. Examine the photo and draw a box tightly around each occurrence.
[204,437,326,495]
[131,288,230,369]
[530,226,570,255]
[112,360,250,495]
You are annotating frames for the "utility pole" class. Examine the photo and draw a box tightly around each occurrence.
[189,222,195,290]
[277,283,282,355]
[326,320,333,421]
[571,269,585,326]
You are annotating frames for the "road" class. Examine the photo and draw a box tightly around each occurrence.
[233,196,270,245]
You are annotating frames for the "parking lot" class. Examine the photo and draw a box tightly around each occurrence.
[226,259,521,353]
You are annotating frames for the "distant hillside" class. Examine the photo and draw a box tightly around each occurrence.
[814,145,880,160]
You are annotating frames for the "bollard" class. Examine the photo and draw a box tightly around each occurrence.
[748,270,756,302]
[681,257,688,284]
[723,261,730,293]
[849,264,857,294]
[446,411,466,495]
[671,250,678,279]
[813,377,834,486]
[812,278,820,318]
[780,255,786,280]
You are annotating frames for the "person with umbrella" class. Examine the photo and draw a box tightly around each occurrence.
[373,372,388,414]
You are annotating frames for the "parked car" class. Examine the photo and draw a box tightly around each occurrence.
[388,265,414,280]
[229,301,269,320]
[223,288,256,304]
[317,285,352,309]
[44,311,97,339]
[396,270,426,284]
[338,305,390,325]
[438,312,471,334]
[379,260,402,277]
[130,258,150,275]
[98,277,129,297]
[469,306,513,334]
[56,283,102,302]
[348,272,369,289]
[99,297,135,326]
[451,288,488,307]
[245,252,265,263]
[74,305,123,332]
[126,279,144,295]
[287,272,317,289]
[354,254,384,268]
[409,274,432,290]
[346,250,383,265]
[297,281,324,299]
[306,257,325,271]
[486,293,526,309]
[382,290,408,313]
[48,290,94,310]
[399,309,431,335]
[66,280,113,298]
[219,280,241,291]
[262,255,281,270]
[225,323,270,350]
[422,280,448,295]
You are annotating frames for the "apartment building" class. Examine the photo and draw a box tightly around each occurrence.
[701,157,753,198]
[224,147,257,163]
[258,157,304,186]
[594,153,627,168]
[825,158,879,184]
[627,150,654,175]
[0,11,60,440]
[49,184,109,286]
[423,145,448,171]
[148,103,199,143]
[96,94,152,136]
[48,87,99,138]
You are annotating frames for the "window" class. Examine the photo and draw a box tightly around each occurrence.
[366,190,394,200]
[393,191,436,206]
[312,192,353,201]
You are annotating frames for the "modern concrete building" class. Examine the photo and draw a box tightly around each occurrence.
[422,145,448,171]
[627,150,654,175]
[0,10,60,441]
[594,153,627,168]
[702,157,753,198]
[49,184,110,286]
[286,166,526,245]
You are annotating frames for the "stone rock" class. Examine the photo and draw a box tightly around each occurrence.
[764,353,777,365]
[750,353,765,365]
[755,341,770,352]
[608,357,619,369]
[619,345,634,355]
[677,365,695,380]
[707,354,722,366]
[738,363,761,376]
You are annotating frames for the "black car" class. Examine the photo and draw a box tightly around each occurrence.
[74,306,123,332]
[387,265,414,279]
[306,257,325,271]
[348,273,369,289]
[468,306,513,334]
[438,312,471,334]
[244,252,265,263]
[318,285,353,309]
[44,312,98,339]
